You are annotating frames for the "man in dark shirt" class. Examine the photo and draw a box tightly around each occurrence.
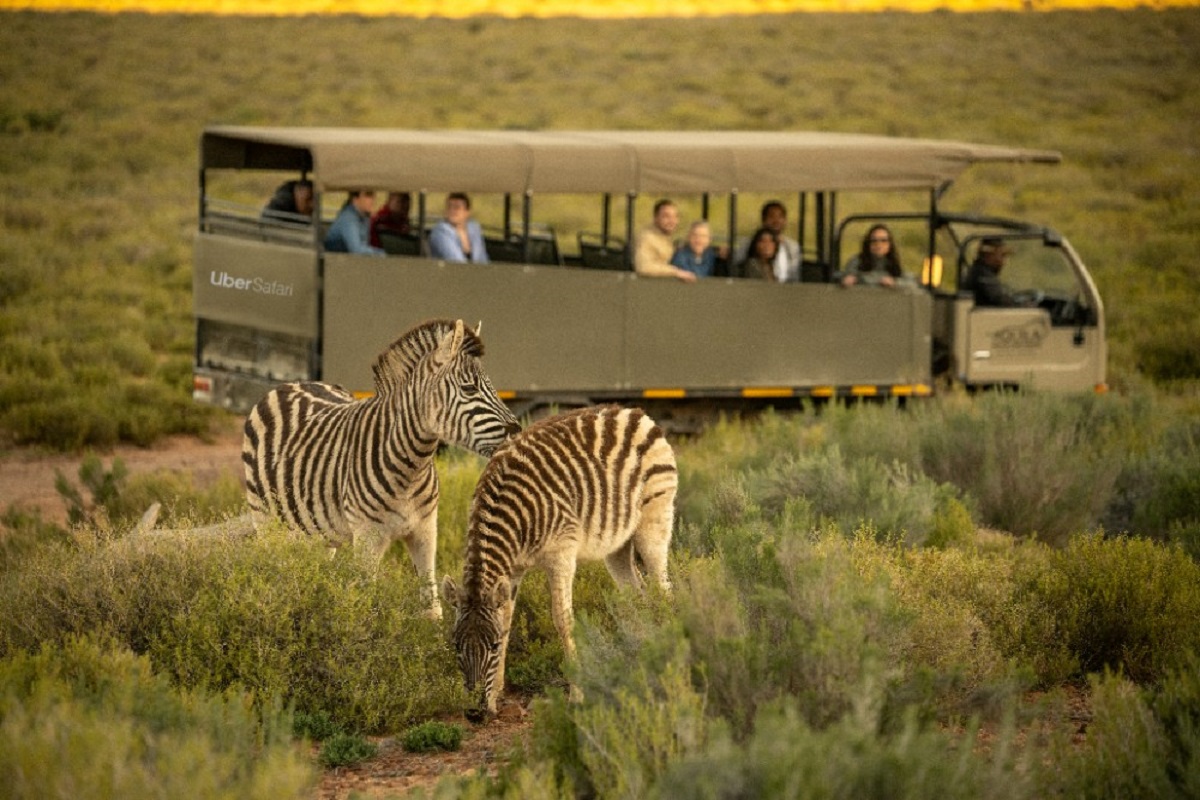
[962,237,1016,307]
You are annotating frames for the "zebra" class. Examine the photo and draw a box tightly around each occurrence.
[441,404,677,722]
[242,318,521,617]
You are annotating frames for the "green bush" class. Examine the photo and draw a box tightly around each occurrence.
[656,698,1030,800]
[0,634,314,800]
[0,525,464,733]
[401,721,465,753]
[1039,534,1200,683]
[293,709,340,742]
[318,733,378,768]
[1043,665,1200,799]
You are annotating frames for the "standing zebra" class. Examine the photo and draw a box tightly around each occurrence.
[243,318,520,617]
[442,405,677,722]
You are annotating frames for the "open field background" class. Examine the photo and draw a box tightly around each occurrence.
[1,7,1198,450]
[2,8,1200,798]
[6,0,1200,16]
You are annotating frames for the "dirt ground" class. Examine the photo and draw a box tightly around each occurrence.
[313,696,534,799]
[0,415,247,527]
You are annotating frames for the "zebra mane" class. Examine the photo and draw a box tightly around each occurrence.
[371,318,485,395]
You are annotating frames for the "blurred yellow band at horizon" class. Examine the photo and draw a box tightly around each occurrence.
[1,0,1194,15]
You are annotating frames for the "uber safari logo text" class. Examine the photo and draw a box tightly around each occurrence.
[209,271,294,297]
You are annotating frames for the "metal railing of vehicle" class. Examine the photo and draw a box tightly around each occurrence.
[201,197,314,247]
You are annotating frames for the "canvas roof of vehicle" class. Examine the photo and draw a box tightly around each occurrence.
[200,127,1062,196]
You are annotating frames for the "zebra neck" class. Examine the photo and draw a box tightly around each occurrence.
[363,393,438,482]
[462,538,517,600]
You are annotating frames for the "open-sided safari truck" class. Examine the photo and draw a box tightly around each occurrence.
[192,128,1106,420]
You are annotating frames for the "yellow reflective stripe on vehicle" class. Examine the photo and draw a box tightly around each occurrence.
[891,384,934,397]
[742,387,794,398]
[643,388,686,399]
[850,385,878,397]
[353,391,375,400]
[811,386,836,398]
[497,390,517,400]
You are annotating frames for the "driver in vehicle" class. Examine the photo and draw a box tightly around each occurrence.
[962,237,1028,307]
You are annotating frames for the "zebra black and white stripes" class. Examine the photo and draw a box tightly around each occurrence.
[443,404,677,721]
[243,318,520,616]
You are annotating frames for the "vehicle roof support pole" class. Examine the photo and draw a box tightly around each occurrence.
[625,192,636,270]
[417,192,428,256]
[522,191,532,263]
[927,188,938,288]
[198,168,206,234]
[601,193,611,242]
[796,191,805,255]
[727,190,738,254]
[701,193,710,222]
[503,194,513,239]
[815,192,826,271]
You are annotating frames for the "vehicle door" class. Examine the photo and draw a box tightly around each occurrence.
[960,234,1105,391]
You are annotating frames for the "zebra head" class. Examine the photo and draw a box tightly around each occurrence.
[442,574,510,723]
[426,320,521,457]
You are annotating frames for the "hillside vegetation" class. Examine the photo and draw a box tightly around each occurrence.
[0,9,1198,450]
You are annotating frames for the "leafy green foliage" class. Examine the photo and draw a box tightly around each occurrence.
[401,721,465,753]
[293,709,340,742]
[1037,534,1200,683]
[0,634,314,800]
[318,733,378,768]
[0,525,464,734]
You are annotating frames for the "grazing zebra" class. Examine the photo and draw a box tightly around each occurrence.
[243,318,521,617]
[442,405,676,722]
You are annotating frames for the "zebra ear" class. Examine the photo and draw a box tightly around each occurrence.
[441,575,460,608]
[474,320,483,337]
[430,319,466,372]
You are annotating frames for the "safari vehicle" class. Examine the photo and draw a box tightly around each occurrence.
[192,127,1106,420]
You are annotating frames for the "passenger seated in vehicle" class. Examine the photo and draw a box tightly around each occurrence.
[634,199,696,283]
[836,224,912,288]
[429,193,489,263]
[324,190,385,256]
[261,179,313,222]
[731,200,801,283]
[962,237,1026,307]
[670,220,725,278]
[735,227,780,282]
[369,191,412,249]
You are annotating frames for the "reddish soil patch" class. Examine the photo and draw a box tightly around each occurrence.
[0,416,245,527]
[315,695,533,799]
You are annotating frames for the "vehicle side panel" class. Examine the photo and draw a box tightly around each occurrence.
[625,278,931,389]
[193,234,319,337]
[322,256,932,396]
[322,256,627,393]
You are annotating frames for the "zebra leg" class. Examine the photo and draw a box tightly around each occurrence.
[546,555,584,703]
[400,514,443,619]
[633,490,675,594]
[604,538,645,591]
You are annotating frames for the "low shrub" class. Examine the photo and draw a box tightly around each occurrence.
[1039,534,1200,683]
[0,634,313,800]
[1042,666,1200,799]
[293,709,340,742]
[0,525,463,733]
[318,733,378,768]
[401,721,465,753]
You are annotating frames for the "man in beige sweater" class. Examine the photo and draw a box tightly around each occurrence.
[634,199,697,283]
